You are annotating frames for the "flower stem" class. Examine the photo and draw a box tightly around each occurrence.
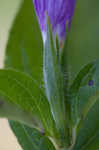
[67,126,77,150]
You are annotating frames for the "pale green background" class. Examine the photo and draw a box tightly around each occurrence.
[0,0,22,149]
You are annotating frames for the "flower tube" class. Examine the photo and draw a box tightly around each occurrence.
[33,0,76,43]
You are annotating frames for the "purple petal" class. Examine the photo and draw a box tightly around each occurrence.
[33,0,76,42]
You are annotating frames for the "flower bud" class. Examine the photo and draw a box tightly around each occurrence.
[33,0,76,43]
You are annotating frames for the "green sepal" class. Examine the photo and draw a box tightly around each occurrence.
[43,15,69,147]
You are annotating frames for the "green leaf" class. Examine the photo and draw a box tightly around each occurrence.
[79,131,99,150]
[0,97,40,129]
[69,62,93,126]
[0,69,56,137]
[74,103,99,150]
[43,15,68,146]
[9,121,56,150]
[69,59,99,149]
[5,0,43,81]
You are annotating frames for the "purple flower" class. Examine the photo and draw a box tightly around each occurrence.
[33,0,76,43]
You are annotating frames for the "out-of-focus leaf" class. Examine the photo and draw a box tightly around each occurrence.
[5,0,43,82]
[79,131,99,150]
[69,59,99,149]
[0,69,56,136]
[67,0,99,79]
[74,102,99,150]
[10,121,56,150]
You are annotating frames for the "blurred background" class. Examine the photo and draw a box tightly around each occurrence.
[0,0,22,149]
